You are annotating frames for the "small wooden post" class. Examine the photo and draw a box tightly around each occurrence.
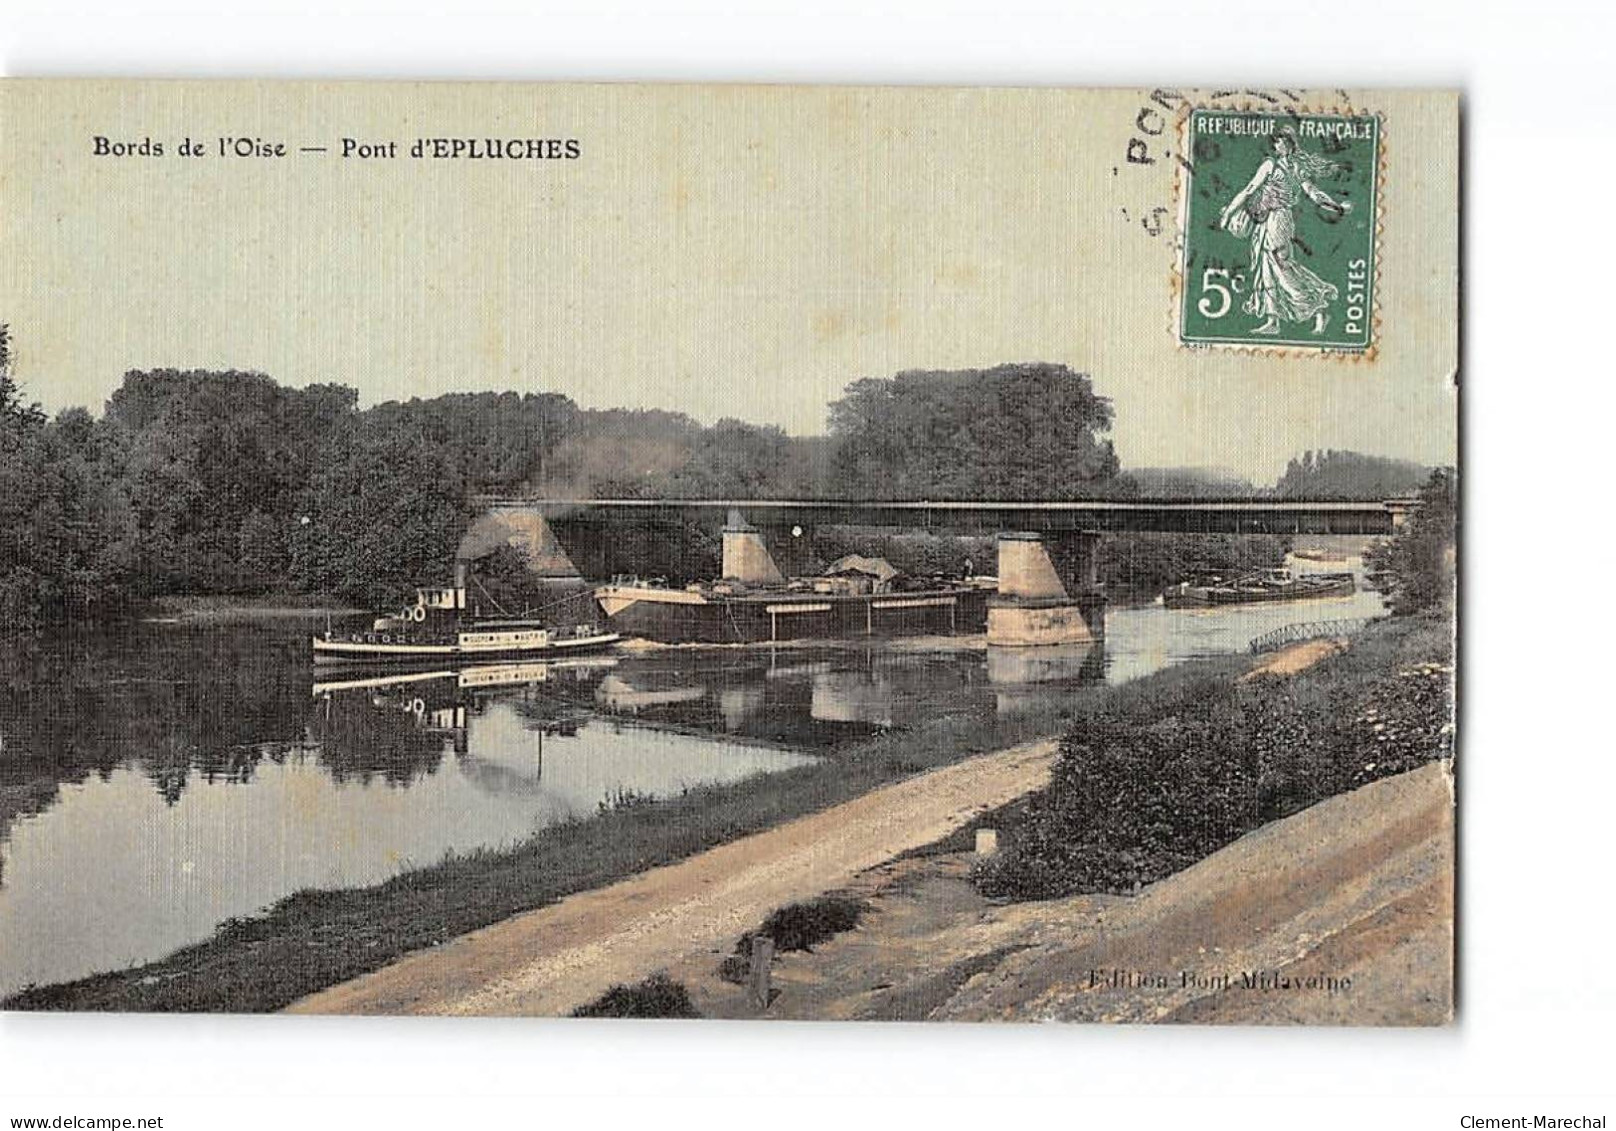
[749,934,774,1010]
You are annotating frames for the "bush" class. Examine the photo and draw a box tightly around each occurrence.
[718,893,868,983]
[752,893,867,952]
[975,626,1453,902]
[975,712,1259,899]
[570,973,701,1019]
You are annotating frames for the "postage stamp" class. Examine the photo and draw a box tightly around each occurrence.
[1177,108,1381,352]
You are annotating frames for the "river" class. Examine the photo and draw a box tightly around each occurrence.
[0,571,1385,997]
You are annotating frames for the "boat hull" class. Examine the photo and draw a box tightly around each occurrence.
[311,631,621,664]
[1163,575,1356,609]
[596,584,990,644]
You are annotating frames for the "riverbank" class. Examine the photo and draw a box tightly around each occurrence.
[292,614,1450,1021]
[287,739,1062,1016]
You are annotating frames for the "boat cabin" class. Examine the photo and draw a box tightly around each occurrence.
[416,585,467,612]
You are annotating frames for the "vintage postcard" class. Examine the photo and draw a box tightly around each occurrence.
[0,81,1457,1022]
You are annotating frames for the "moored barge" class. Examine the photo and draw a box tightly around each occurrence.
[595,558,992,644]
[1163,567,1356,609]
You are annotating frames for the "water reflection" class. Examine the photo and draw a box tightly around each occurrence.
[582,648,1049,741]
[986,643,1107,717]
[0,645,816,996]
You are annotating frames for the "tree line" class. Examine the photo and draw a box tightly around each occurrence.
[2,344,1140,625]
[1274,449,1431,500]
[0,328,1441,629]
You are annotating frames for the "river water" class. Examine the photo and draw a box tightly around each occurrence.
[0,570,1385,997]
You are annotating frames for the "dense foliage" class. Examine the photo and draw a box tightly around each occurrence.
[1,330,139,629]
[828,363,1124,499]
[0,327,1436,627]
[285,413,472,607]
[1364,468,1458,615]
[107,369,358,593]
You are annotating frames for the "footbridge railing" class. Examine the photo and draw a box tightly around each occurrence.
[1248,615,1385,655]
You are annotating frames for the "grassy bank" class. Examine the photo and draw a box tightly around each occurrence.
[974,611,1454,900]
[9,660,1218,1013]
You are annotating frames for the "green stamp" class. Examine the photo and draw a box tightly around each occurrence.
[1178,109,1380,352]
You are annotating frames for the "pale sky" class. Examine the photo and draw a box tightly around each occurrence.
[0,81,1458,483]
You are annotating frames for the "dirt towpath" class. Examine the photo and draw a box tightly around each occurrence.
[678,759,1453,1025]
[287,739,1060,1017]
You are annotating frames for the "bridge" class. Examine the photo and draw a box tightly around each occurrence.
[460,496,1415,648]
[471,497,1414,536]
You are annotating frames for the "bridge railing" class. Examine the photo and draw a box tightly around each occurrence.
[1248,615,1385,655]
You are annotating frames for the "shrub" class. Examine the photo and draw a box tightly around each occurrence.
[975,712,1259,900]
[976,629,1453,902]
[718,893,868,983]
[752,893,866,952]
[570,973,700,1019]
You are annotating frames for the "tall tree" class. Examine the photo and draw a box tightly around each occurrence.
[106,370,358,592]
[1,327,137,629]
[827,363,1122,500]
[288,415,471,607]
[1365,468,1457,615]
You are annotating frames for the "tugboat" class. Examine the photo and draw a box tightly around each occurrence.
[312,562,620,664]
[1162,567,1356,609]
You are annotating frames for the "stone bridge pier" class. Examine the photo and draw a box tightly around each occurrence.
[986,531,1106,646]
[720,508,817,583]
[456,508,583,577]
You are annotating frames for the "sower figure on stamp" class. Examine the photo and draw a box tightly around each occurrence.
[1218,126,1353,336]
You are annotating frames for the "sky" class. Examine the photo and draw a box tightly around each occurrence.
[1,81,1458,484]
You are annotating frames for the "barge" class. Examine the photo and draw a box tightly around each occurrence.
[1163,567,1356,609]
[595,557,992,644]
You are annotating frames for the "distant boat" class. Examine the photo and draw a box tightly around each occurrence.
[1162,567,1356,609]
[312,568,619,663]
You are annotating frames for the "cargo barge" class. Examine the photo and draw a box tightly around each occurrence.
[594,557,992,644]
[1162,567,1356,609]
